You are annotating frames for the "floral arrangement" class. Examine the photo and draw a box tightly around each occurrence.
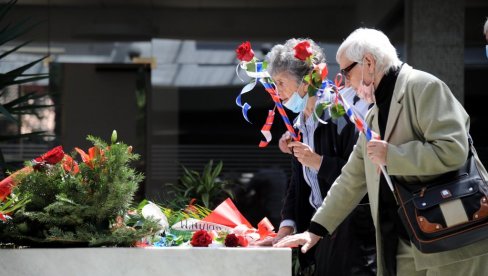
[292,41,346,120]
[133,198,275,248]
[0,130,160,247]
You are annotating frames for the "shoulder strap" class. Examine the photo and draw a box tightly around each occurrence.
[468,134,488,181]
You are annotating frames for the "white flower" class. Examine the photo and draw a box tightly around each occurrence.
[141,202,169,229]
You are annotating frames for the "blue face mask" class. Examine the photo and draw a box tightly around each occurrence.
[486,45,488,59]
[283,91,308,113]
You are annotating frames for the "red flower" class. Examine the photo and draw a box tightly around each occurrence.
[190,230,213,247]
[224,233,239,247]
[75,146,104,169]
[0,212,6,222]
[294,41,313,61]
[238,235,249,247]
[236,41,255,62]
[62,155,80,175]
[34,146,65,164]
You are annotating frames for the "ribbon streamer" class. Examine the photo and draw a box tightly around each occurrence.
[236,61,301,146]
[331,74,394,192]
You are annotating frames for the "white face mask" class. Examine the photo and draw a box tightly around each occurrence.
[356,62,375,104]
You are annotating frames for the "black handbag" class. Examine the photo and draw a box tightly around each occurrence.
[394,136,488,253]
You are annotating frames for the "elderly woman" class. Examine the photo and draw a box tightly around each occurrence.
[275,28,488,276]
[256,38,376,276]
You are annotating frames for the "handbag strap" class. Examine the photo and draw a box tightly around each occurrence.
[390,134,487,202]
[468,134,488,181]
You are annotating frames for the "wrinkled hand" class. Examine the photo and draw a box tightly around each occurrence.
[366,139,388,167]
[278,132,293,154]
[273,231,321,253]
[288,141,322,171]
[253,226,294,246]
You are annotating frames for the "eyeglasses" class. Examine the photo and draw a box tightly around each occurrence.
[340,62,358,80]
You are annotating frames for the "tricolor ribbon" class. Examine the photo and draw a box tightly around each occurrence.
[236,61,301,147]
[331,73,395,192]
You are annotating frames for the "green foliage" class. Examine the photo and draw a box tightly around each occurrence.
[330,103,346,119]
[166,160,234,209]
[0,0,49,123]
[0,192,30,215]
[0,133,160,247]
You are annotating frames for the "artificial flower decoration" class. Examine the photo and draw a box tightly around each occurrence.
[190,229,213,247]
[235,41,255,62]
[33,146,65,165]
[294,41,313,61]
[234,41,301,147]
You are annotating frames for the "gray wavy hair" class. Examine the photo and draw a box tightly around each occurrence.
[266,38,326,82]
[336,28,402,75]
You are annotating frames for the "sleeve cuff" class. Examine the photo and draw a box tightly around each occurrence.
[279,219,296,233]
[308,221,329,237]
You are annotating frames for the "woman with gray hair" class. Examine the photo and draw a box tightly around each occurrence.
[275,28,488,276]
[256,38,376,275]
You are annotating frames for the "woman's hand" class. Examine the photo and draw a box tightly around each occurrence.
[253,226,294,246]
[278,132,293,154]
[273,231,322,253]
[366,139,388,167]
[288,141,322,170]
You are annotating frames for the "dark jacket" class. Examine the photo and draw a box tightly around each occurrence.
[281,113,376,276]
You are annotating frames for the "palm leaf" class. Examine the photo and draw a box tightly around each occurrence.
[0,40,30,60]
[0,102,16,122]
[0,0,16,24]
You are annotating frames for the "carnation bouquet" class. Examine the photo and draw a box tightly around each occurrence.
[0,131,160,247]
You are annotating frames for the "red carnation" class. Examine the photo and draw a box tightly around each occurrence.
[294,41,313,61]
[191,230,213,247]
[34,146,65,165]
[236,41,255,62]
[224,233,239,247]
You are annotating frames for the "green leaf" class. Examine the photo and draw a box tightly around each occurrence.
[330,104,346,119]
[0,40,30,60]
[211,161,223,180]
[245,62,256,72]
[0,102,17,122]
[202,193,210,208]
[307,85,318,97]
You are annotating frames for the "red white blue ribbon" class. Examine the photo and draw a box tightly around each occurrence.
[236,61,300,147]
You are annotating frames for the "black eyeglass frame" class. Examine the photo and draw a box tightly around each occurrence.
[340,62,358,79]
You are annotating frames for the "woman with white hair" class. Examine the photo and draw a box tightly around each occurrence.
[275,28,488,275]
[256,38,376,275]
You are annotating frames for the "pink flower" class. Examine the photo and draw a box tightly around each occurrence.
[294,41,313,61]
[236,41,255,62]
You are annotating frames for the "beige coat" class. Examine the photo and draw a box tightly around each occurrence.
[312,64,488,274]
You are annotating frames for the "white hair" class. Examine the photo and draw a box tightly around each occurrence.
[336,28,402,75]
[484,18,488,35]
[266,38,326,81]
